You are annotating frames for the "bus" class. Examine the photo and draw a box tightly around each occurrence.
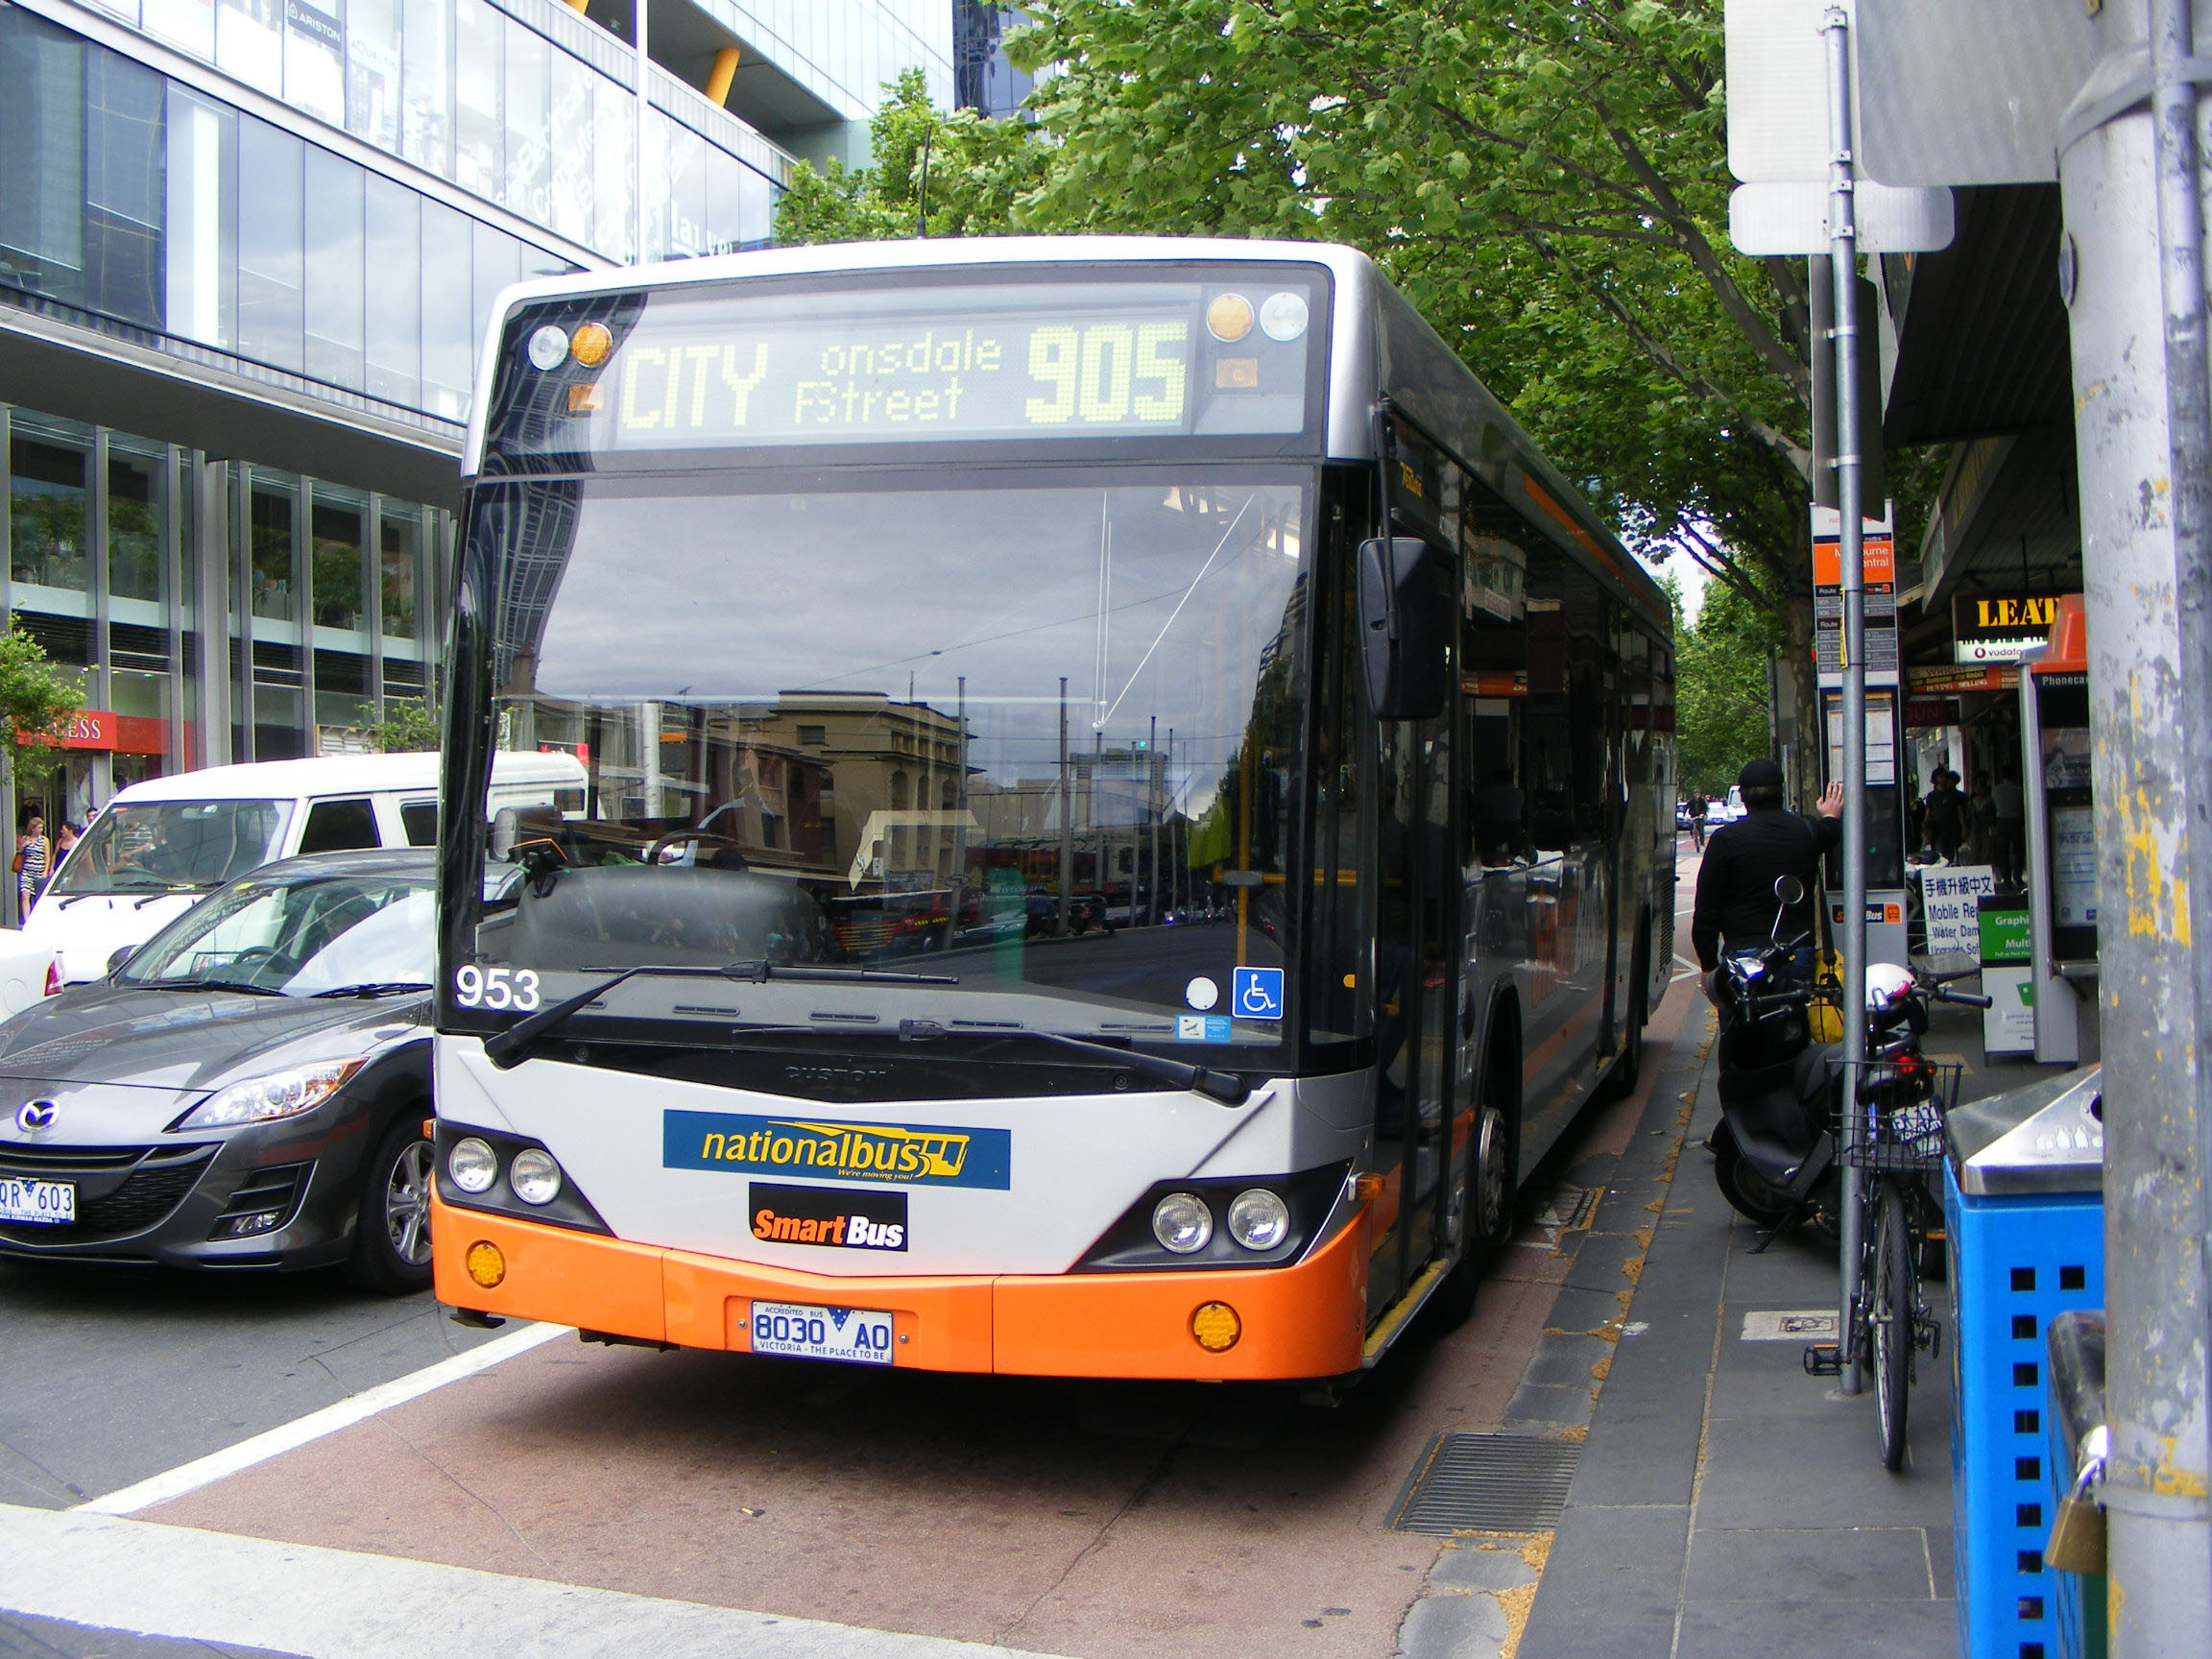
[430,237,1675,1383]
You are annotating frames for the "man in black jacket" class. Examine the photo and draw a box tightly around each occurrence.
[1693,757,1846,985]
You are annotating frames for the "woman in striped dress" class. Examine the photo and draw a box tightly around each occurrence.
[16,814,50,921]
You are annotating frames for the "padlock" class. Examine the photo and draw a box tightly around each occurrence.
[2046,1445,2107,1575]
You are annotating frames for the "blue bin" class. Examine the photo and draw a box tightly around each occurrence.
[1944,1068,2105,1659]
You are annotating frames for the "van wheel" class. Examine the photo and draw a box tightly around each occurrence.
[346,1114,436,1295]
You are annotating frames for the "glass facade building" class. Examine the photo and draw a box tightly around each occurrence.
[0,0,950,869]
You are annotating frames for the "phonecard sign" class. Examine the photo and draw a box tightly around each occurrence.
[1232,966,1285,1021]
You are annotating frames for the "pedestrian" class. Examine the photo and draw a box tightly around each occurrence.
[1693,758,1845,1011]
[14,813,51,921]
[1921,769,1966,864]
[1966,777,1996,865]
[1991,767,2025,883]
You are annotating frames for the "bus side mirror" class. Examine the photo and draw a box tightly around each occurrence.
[1357,537,1448,721]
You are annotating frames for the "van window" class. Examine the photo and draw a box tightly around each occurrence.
[55,800,293,894]
[298,797,381,854]
[400,800,439,846]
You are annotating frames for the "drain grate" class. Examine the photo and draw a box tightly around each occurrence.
[1386,1432,1581,1535]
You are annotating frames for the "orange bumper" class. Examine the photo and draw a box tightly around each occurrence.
[431,1189,1371,1381]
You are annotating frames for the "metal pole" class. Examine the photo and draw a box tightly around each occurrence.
[632,0,649,263]
[1823,7,1871,1394]
[1057,678,1072,938]
[1148,713,1160,926]
[2061,0,2212,1640]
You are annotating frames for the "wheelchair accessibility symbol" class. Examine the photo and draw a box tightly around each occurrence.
[1232,967,1285,1021]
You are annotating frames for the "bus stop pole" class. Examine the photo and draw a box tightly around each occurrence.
[1823,8,1871,1391]
[2057,0,2212,1639]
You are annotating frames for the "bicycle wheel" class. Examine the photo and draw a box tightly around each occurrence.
[1872,1181,1913,1471]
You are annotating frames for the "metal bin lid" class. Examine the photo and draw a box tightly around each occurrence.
[1945,1065,2104,1195]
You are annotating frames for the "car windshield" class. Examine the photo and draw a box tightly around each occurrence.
[464,467,1312,1046]
[53,800,293,896]
[120,870,434,995]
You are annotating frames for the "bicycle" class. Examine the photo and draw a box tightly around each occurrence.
[1836,1058,1963,1470]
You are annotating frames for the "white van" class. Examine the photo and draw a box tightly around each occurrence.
[27,751,587,983]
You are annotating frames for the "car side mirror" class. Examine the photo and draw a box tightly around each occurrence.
[1357,536,1448,721]
[106,945,135,976]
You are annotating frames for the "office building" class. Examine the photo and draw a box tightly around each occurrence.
[0,0,952,830]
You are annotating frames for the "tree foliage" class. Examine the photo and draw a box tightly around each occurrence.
[364,700,441,753]
[1674,579,1784,795]
[0,622,87,791]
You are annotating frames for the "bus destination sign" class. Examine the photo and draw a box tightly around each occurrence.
[547,277,1319,451]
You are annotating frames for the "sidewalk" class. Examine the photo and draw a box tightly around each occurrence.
[1452,979,2065,1659]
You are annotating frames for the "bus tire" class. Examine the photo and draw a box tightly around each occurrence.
[345,1112,436,1296]
[1427,1046,1520,1333]
[1599,922,1650,1100]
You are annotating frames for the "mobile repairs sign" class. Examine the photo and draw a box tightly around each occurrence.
[663,1110,1011,1190]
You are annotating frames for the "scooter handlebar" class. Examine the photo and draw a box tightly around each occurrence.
[1932,984,1994,1009]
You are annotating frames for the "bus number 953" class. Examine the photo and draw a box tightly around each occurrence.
[453,965,541,1011]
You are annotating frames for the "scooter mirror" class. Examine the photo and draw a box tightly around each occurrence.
[1772,875,1805,906]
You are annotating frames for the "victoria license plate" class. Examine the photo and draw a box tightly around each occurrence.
[748,1300,895,1365]
[0,1177,75,1225]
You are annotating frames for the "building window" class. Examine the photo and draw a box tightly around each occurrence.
[798,724,826,748]
[250,483,297,625]
[12,434,90,605]
[108,445,164,608]
[310,493,366,633]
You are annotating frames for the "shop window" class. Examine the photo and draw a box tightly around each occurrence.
[11,436,89,600]
[251,485,298,624]
[108,448,164,606]
[311,497,367,632]
[379,512,421,639]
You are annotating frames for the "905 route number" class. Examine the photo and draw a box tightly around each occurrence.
[453,965,541,1011]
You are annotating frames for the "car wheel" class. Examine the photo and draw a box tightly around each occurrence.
[345,1113,435,1295]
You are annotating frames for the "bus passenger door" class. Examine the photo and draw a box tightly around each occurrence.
[1370,688,1456,1316]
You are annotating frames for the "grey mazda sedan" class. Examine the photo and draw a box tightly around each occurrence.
[0,849,436,1290]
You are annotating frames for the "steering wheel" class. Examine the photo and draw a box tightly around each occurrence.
[227,945,298,980]
[646,830,749,869]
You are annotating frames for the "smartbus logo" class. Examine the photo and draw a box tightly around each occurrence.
[662,1109,1011,1190]
[748,1182,907,1251]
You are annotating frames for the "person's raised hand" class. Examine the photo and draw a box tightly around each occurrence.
[1816,782,1845,819]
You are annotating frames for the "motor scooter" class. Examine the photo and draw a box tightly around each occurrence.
[1708,877,1989,1232]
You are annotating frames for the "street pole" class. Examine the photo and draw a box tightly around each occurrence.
[1823,7,1871,1394]
[1148,714,1160,926]
[2058,0,2212,1640]
[1057,678,1072,938]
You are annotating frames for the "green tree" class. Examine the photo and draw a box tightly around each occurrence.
[1674,579,1784,795]
[363,700,441,753]
[775,68,1045,246]
[0,622,87,793]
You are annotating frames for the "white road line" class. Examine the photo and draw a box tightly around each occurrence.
[0,1503,1070,1659]
[77,1320,569,1516]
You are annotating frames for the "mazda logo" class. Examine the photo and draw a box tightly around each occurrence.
[13,1100,57,1133]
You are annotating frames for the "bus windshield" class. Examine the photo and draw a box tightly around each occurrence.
[463,467,1313,1047]
[54,800,294,896]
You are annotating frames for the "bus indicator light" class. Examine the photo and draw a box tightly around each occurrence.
[569,322,613,367]
[1205,293,1254,342]
[465,1240,506,1287]
[526,325,569,371]
[1259,291,1310,341]
[1191,1302,1241,1352]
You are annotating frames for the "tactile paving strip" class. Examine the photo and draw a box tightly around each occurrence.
[1386,1432,1582,1535]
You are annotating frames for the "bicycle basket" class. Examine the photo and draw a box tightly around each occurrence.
[1839,1060,1962,1173]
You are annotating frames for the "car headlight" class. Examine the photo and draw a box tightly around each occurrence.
[447,1137,498,1193]
[175,1059,365,1129]
[509,1147,562,1205]
[1225,1188,1289,1251]
[1150,1191,1213,1254]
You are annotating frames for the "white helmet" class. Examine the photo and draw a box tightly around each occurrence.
[1864,962,1915,1012]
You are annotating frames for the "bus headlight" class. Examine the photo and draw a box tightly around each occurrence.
[1225,1188,1289,1251]
[526,325,569,371]
[509,1147,563,1206]
[447,1137,498,1193]
[1259,291,1309,341]
[1151,1191,1213,1254]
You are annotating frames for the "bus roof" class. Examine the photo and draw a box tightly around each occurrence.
[104,751,585,805]
[469,235,1667,637]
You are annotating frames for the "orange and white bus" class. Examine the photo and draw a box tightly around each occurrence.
[430,237,1674,1383]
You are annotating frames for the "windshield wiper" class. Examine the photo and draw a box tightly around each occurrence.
[134,977,286,998]
[311,981,433,999]
[897,1018,1252,1107]
[482,959,958,1070]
